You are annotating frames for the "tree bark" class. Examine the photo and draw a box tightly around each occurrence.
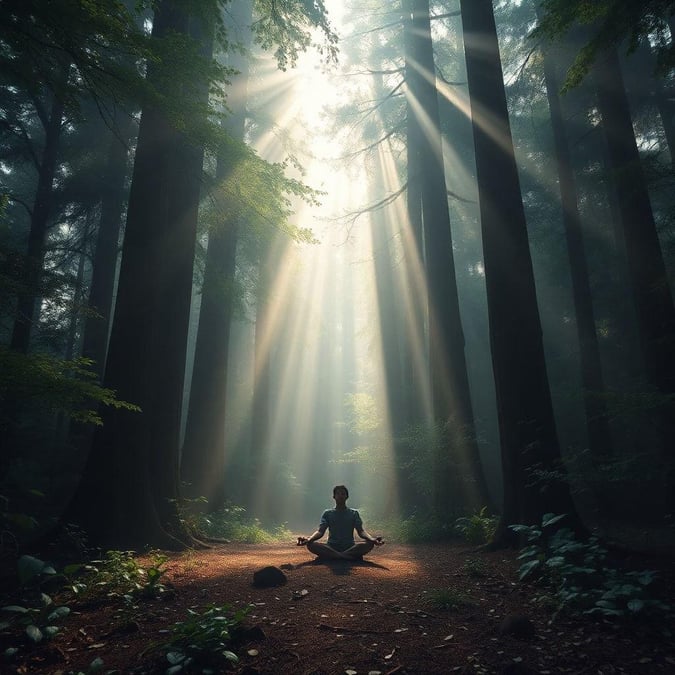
[181,0,253,512]
[593,48,675,516]
[594,49,675,397]
[406,0,493,515]
[66,0,213,549]
[460,0,585,545]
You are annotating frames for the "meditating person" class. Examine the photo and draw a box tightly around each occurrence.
[296,485,385,560]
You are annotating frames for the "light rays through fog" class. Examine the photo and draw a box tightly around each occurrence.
[212,3,500,525]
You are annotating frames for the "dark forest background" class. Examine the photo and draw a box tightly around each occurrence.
[1,0,674,560]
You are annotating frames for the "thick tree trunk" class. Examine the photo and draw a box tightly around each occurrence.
[181,1,252,512]
[406,0,493,515]
[460,0,584,545]
[66,0,212,549]
[594,50,675,396]
[402,0,428,433]
[593,48,675,516]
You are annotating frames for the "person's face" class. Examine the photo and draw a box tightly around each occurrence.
[333,487,348,506]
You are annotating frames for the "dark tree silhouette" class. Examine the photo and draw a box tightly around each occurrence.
[405,0,492,514]
[460,0,584,545]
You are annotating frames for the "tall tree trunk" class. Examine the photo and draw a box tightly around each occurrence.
[406,0,492,515]
[594,49,675,396]
[66,0,213,549]
[181,0,252,512]
[80,111,135,378]
[540,33,612,467]
[246,240,275,511]
[593,48,675,516]
[402,0,429,433]
[460,0,584,545]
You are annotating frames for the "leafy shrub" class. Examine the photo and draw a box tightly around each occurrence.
[194,503,292,543]
[66,549,169,600]
[454,507,498,545]
[511,514,672,621]
[0,347,140,427]
[162,604,249,673]
[0,555,70,653]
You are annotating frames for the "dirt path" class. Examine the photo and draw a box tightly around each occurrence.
[7,542,675,674]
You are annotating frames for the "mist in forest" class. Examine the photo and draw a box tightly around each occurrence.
[1,0,674,555]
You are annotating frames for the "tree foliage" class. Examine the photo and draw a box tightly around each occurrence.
[0,347,139,426]
[533,0,675,90]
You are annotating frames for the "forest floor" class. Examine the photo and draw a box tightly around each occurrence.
[3,541,675,675]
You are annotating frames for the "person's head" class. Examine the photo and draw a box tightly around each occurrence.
[332,485,349,503]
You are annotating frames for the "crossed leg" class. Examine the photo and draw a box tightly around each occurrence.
[307,540,375,560]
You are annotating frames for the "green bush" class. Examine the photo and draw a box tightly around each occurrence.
[195,503,292,543]
[66,549,169,600]
[0,554,71,655]
[454,507,498,545]
[162,604,249,673]
[511,514,673,621]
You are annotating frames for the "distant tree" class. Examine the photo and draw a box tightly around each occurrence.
[460,0,585,545]
[537,20,613,471]
[181,0,253,511]
[79,111,135,380]
[0,0,148,354]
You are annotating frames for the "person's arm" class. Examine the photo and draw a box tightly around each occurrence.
[356,526,384,545]
[296,527,325,546]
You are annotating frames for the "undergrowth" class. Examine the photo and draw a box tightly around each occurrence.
[186,502,292,544]
[511,514,673,626]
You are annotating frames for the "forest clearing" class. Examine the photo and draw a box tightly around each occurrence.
[2,541,675,674]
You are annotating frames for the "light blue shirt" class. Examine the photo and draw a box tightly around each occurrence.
[318,507,363,551]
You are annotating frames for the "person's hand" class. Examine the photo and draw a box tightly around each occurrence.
[373,536,384,546]
[296,536,309,546]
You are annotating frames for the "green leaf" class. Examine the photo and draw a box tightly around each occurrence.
[519,559,541,580]
[44,626,60,637]
[223,650,239,663]
[542,513,566,528]
[17,555,48,585]
[63,563,83,575]
[545,556,566,568]
[47,606,71,621]
[166,666,183,675]
[26,624,43,643]
[627,598,644,613]
[88,657,105,672]
[167,651,186,665]
[2,605,29,613]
